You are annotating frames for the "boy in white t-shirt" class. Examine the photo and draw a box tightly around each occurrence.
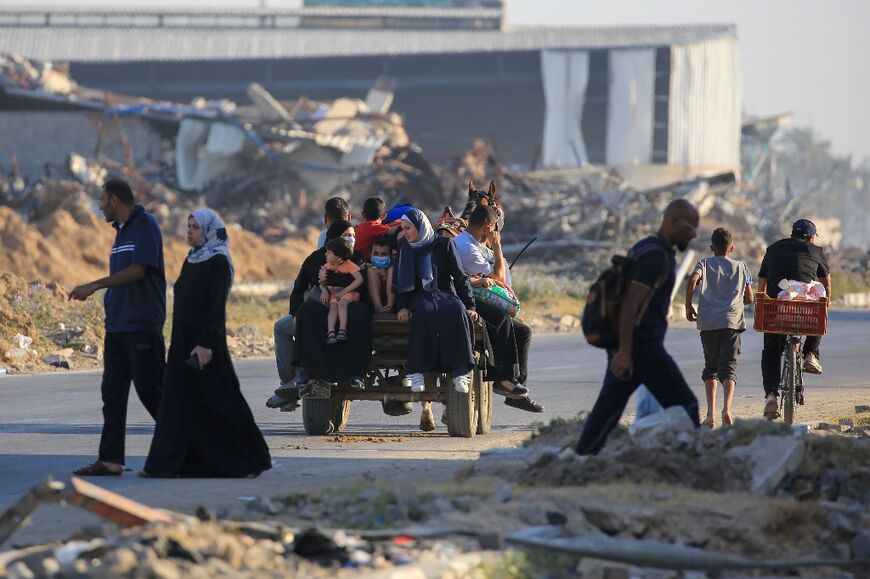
[685,228,754,428]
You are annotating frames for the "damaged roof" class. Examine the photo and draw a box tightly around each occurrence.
[0,24,736,63]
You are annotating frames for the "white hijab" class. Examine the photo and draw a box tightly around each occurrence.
[187,208,235,283]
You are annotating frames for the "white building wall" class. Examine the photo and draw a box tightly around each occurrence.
[668,35,741,169]
[540,49,590,168]
[605,48,656,166]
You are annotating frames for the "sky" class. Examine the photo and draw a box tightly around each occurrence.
[2,0,867,161]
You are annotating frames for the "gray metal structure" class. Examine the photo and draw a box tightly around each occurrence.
[0,5,736,166]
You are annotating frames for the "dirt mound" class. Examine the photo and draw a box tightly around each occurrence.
[0,195,312,287]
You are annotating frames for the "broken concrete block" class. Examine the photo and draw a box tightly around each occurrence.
[474,446,560,479]
[628,405,695,447]
[727,435,804,495]
[838,418,855,427]
[41,354,70,369]
[855,405,870,413]
[581,504,653,537]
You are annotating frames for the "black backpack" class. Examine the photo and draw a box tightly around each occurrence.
[582,245,669,349]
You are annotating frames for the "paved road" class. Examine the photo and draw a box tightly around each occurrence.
[2,311,869,544]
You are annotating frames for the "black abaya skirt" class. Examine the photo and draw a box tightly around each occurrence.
[406,290,475,377]
[144,344,272,478]
[293,299,373,381]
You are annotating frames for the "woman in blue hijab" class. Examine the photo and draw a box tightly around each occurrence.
[142,209,271,478]
[394,208,478,396]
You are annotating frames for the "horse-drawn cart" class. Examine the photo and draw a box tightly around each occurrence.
[298,313,493,437]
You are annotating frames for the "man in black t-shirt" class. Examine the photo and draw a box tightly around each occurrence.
[576,199,701,455]
[757,218,831,419]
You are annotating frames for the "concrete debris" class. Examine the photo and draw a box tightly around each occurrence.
[727,434,805,495]
[0,53,76,95]
[628,405,696,448]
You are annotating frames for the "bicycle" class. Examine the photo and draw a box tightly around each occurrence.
[778,335,805,425]
[755,295,827,426]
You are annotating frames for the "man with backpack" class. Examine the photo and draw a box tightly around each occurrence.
[576,199,701,455]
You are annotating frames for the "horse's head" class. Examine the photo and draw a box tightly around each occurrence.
[461,180,504,231]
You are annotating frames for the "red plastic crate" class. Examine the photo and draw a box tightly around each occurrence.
[754,294,828,336]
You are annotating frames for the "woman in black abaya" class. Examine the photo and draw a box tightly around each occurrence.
[394,209,478,393]
[142,209,271,478]
[292,221,372,386]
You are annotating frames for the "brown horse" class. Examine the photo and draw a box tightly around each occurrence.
[461,180,504,231]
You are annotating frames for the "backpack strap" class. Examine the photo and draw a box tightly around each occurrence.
[629,244,672,326]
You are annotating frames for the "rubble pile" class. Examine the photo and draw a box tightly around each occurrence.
[4,52,865,302]
[0,270,104,372]
[264,414,870,576]
[3,413,869,577]
[0,511,493,578]
[0,53,76,95]
[0,162,312,287]
[0,268,283,373]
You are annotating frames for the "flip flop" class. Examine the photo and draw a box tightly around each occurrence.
[702,416,715,429]
[73,462,122,476]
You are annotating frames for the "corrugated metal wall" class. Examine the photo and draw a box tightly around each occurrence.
[668,35,741,169]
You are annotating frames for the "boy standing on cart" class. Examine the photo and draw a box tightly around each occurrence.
[757,219,832,419]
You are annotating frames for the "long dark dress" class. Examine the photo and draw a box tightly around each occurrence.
[396,237,476,377]
[290,249,373,382]
[144,255,271,477]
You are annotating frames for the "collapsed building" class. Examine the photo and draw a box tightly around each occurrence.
[0,2,864,296]
[0,3,740,184]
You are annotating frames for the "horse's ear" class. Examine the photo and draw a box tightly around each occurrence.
[440,206,452,220]
[488,180,497,196]
[446,206,456,218]
[468,181,476,194]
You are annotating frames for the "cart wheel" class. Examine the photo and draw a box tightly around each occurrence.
[302,398,332,435]
[331,398,352,432]
[447,375,478,438]
[475,371,492,435]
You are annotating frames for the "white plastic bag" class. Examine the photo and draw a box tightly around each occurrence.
[776,279,826,301]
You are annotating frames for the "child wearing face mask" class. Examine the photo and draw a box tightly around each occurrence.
[367,235,395,313]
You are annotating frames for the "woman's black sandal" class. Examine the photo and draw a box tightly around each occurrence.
[326,331,337,344]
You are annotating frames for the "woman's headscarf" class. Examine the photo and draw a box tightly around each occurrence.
[326,219,353,243]
[187,208,234,283]
[394,208,437,295]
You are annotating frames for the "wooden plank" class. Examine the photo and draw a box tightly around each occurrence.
[67,477,174,527]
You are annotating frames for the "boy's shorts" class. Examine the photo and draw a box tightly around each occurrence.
[329,289,360,304]
[700,328,742,383]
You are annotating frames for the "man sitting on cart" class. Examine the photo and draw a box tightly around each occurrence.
[757,218,832,419]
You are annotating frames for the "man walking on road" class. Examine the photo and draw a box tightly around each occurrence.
[757,218,831,419]
[576,199,701,455]
[69,179,166,476]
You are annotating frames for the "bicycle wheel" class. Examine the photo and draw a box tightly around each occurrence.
[781,345,797,425]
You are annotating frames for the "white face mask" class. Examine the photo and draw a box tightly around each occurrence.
[342,235,356,249]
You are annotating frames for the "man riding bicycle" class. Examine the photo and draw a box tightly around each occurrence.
[757,219,831,419]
